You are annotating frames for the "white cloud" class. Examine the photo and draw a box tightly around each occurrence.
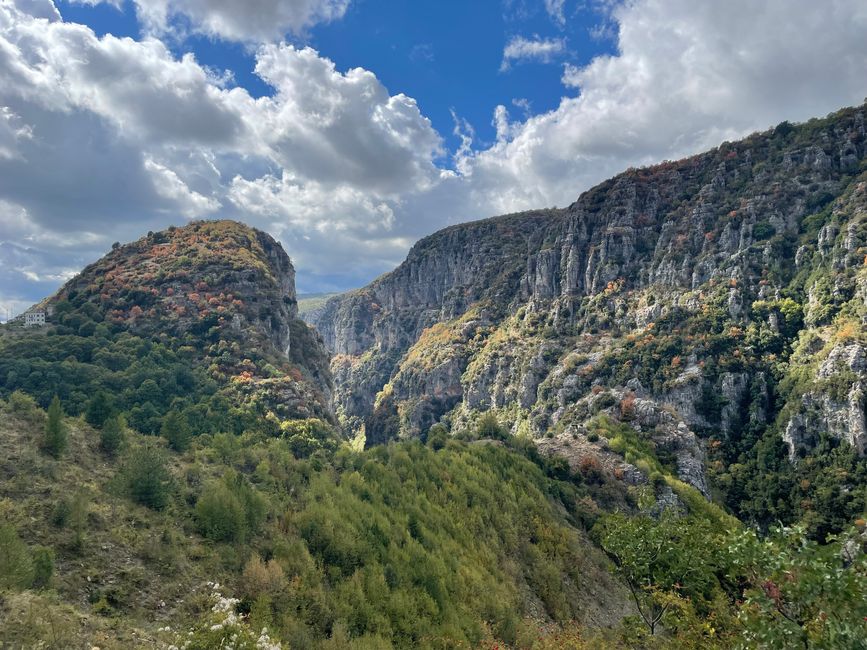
[253,44,442,194]
[132,0,349,42]
[501,35,567,71]
[560,62,580,88]
[545,0,566,26]
[473,0,867,213]
[3,0,867,307]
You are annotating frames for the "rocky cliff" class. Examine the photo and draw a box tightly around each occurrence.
[46,220,334,421]
[311,104,867,518]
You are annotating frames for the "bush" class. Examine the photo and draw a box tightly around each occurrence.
[85,391,113,429]
[31,547,54,589]
[477,412,507,440]
[119,444,173,510]
[425,423,449,450]
[100,414,126,456]
[43,395,67,458]
[8,390,41,421]
[161,409,191,453]
[196,483,247,543]
[195,471,266,544]
[0,523,33,590]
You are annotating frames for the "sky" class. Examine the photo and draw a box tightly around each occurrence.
[1,0,866,318]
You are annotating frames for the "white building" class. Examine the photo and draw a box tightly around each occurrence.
[24,311,46,327]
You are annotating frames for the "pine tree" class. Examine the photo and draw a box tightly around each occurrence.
[161,409,191,452]
[44,395,67,458]
[120,444,172,510]
[85,391,113,428]
[100,414,126,456]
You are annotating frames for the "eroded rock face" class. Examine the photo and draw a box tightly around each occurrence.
[310,104,867,492]
[50,220,334,421]
[783,343,867,458]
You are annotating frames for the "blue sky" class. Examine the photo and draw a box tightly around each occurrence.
[55,0,615,156]
[1,0,866,315]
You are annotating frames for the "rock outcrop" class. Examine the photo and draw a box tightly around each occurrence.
[311,104,867,497]
[48,220,334,421]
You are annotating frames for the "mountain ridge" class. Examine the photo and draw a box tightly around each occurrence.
[310,102,867,534]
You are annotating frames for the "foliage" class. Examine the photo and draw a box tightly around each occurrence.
[99,413,126,456]
[196,472,266,544]
[173,584,283,649]
[85,390,113,429]
[594,513,722,635]
[727,524,867,649]
[161,408,191,452]
[476,411,507,440]
[280,418,338,458]
[43,395,67,458]
[117,443,173,510]
[0,523,33,590]
[31,546,54,589]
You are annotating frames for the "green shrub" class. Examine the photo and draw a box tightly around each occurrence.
[0,523,33,590]
[118,444,173,510]
[43,395,67,458]
[477,411,507,440]
[85,391,114,429]
[425,423,449,450]
[161,409,191,453]
[100,414,126,456]
[8,390,39,418]
[195,472,266,544]
[31,547,54,589]
[195,484,247,543]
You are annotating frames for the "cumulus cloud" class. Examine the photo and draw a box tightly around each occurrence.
[72,0,349,42]
[3,0,867,313]
[560,62,580,88]
[0,0,444,308]
[474,0,867,212]
[501,35,567,71]
[254,44,442,194]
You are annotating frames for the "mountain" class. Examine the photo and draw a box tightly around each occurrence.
[2,108,867,649]
[311,103,867,536]
[0,220,639,648]
[3,220,333,430]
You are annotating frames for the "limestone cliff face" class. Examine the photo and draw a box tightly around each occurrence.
[311,104,867,493]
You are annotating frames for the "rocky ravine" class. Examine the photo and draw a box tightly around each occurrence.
[310,103,867,496]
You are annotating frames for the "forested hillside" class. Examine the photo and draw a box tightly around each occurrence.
[2,106,867,648]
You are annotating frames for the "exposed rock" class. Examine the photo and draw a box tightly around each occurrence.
[309,104,867,498]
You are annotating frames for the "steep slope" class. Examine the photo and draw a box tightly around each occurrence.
[2,220,333,427]
[311,103,867,534]
[0,393,637,648]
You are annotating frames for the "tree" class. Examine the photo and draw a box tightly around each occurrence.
[594,512,719,635]
[195,483,247,543]
[477,411,507,440]
[161,409,191,452]
[119,444,173,510]
[100,414,126,456]
[44,395,67,458]
[0,523,33,590]
[85,391,113,428]
[728,524,867,648]
[31,546,54,589]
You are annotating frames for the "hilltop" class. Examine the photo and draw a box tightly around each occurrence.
[1,220,334,430]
